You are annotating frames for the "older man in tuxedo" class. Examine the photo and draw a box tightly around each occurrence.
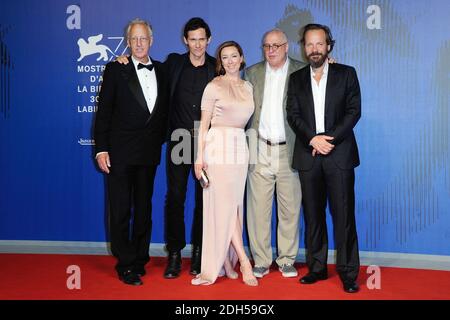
[287,24,361,293]
[113,17,215,279]
[94,18,167,285]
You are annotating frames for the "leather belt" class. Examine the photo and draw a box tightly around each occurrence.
[259,137,286,146]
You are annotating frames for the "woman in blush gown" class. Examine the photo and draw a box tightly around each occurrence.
[192,41,257,286]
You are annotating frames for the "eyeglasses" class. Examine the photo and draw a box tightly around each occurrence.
[262,42,287,51]
[129,36,151,43]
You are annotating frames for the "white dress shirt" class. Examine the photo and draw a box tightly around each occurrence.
[131,56,157,114]
[259,59,289,143]
[311,60,329,134]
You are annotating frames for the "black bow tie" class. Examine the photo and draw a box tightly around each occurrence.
[137,63,154,71]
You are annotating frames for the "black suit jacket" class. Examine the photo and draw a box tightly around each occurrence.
[287,63,361,171]
[94,57,168,165]
[164,52,216,133]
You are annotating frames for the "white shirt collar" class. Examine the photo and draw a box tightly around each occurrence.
[131,56,152,69]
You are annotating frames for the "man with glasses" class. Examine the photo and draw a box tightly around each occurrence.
[95,18,167,285]
[115,17,215,279]
[244,29,305,279]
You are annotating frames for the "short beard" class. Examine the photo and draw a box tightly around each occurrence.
[308,52,328,69]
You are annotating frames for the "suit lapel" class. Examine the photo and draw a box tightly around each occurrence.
[252,63,266,125]
[123,57,149,114]
[303,67,317,133]
[144,61,162,125]
[171,53,188,99]
[282,58,296,123]
[324,64,336,131]
[284,58,296,98]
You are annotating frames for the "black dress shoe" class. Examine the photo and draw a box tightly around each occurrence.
[119,270,143,286]
[343,281,359,293]
[299,272,328,284]
[164,251,182,279]
[133,266,146,277]
[190,246,201,275]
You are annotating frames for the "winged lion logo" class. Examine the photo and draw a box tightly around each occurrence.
[77,34,117,62]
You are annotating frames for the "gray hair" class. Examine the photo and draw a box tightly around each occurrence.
[125,18,153,39]
[262,28,288,44]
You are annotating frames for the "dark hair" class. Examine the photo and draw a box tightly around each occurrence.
[300,23,335,52]
[183,17,211,39]
[215,41,246,76]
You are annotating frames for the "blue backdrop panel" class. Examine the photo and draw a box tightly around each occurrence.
[0,0,449,255]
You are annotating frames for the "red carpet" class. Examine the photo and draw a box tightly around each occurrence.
[1,253,449,300]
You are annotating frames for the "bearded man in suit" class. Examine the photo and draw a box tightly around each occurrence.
[287,24,361,293]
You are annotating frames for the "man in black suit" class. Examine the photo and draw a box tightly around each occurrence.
[163,17,216,279]
[287,24,361,293]
[94,18,167,285]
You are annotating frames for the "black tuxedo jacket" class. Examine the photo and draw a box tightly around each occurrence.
[165,52,216,132]
[287,63,361,171]
[94,56,168,165]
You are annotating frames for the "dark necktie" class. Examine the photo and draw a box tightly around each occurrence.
[137,63,154,71]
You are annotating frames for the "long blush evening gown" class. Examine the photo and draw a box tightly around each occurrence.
[192,75,254,285]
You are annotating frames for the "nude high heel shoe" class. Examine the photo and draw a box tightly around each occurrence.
[239,259,258,287]
[191,275,212,286]
[224,259,238,280]
[226,269,238,280]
